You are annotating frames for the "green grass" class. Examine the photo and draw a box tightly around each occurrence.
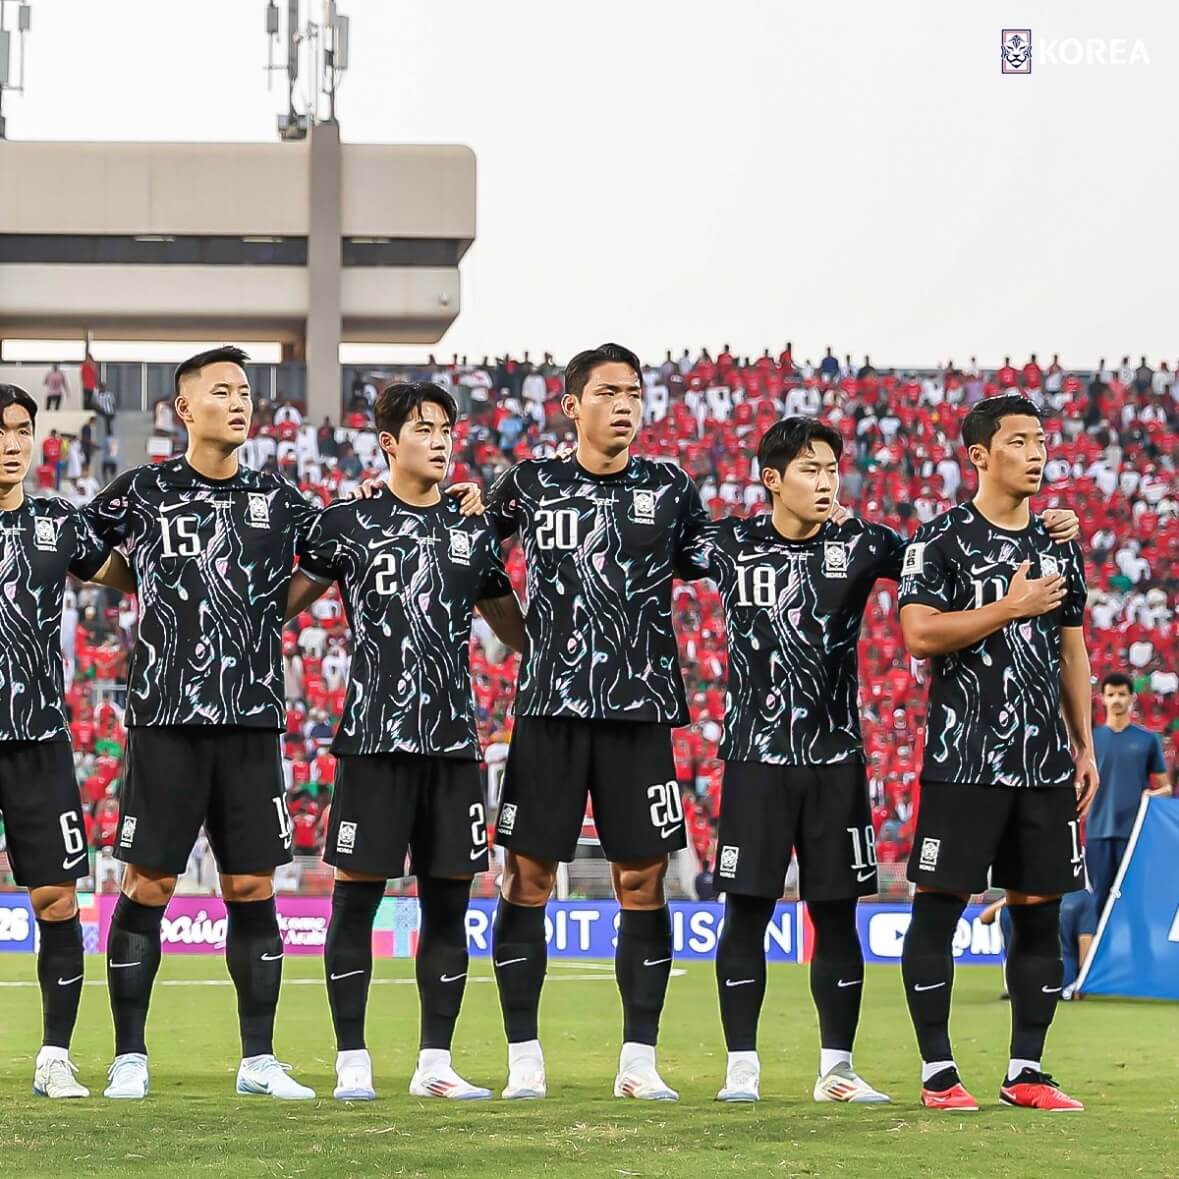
[0,954,1176,1179]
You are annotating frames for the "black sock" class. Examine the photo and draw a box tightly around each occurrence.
[225,897,283,1058]
[416,878,473,1051]
[1006,899,1063,1070]
[107,894,165,1056]
[37,915,84,1051]
[901,891,967,1071]
[715,893,776,1051]
[808,898,864,1056]
[492,898,547,1043]
[615,906,673,1046]
[324,880,384,1052]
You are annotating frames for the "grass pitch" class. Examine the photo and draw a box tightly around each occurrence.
[0,954,1176,1179]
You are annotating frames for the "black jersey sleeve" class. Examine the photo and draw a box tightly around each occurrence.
[1061,541,1087,628]
[486,465,521,541]
[297,503,345,585]
[82,468,138,546]
[67,502,114,581]
[673,474,713,580]
[873,522,909,582]
[278,476,322,554]
[897,531,954,611]
[476,528,514,599]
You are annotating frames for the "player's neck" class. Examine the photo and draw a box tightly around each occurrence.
[1105,713,1132,733]
[387,469,442,507]
[971,485,1031,530]
[0,483,25,512]
[575,440,630,477]
[185,442,239,482]
[770,503,823,541]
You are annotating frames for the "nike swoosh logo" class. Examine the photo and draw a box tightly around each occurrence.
[725,978,755,987]
[57,975,84,986]
[855,870,875,882]
[494,957,527,968]
[160,500,200,515]
[440,973,467,983]
[1041,985,1062,994]
[260,952,283,961]
[329,970,365,981]
[643,957,672,967]
[536,496,569,508]
[836,979,863,988]
[470,847,488,860]
[736,551,775,564]
[109,962,141,969]
[659,824,682,840]
[913,982,946,992]
[62,853,87,870]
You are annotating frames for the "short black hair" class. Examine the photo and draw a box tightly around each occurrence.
[961,394,1044,449]
[564,343,641,400]
[0,383,38,427]
[757,416,842,474]
[1100,672,1135,693]
[374,381,458,441]
[173,345,251,397]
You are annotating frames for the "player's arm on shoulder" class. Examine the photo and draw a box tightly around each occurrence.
[285,570,330,623]
[673,472,714,580]
[88,550,137,595]
[82,468,136,544]
[476,592,526,654]
[1060,626,1098,818]
[1042,508,1080,545]
[445,481,484,516]
[485,464,520,540]
[876,523,909,582]
[288,508,338,621]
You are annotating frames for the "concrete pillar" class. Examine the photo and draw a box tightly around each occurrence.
[305,121,342,422]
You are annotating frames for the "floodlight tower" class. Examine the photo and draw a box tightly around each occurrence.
[0,1,33,140]
[264,0,349,140]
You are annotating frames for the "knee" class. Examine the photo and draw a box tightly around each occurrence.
[613,858,668,908]
[30,886,78,923]
[220,873,274,903]
[122,867,178,907]
[501,854,556,907]
[1006,896,1062,952]
[807,898,861,955]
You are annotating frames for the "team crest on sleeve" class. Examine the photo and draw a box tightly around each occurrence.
[632,489,656,524]
[822,541,848,578]
[1039,554,1060,579]
[718,844,740,878]
[902,542,925,576]
[448,529,472,565]
[33,517,60,551]
[246,493,271,529]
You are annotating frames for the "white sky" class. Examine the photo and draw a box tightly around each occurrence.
[3,0,1176,368]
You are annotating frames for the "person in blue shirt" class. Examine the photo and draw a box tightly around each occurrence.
[1088,673,1171,915]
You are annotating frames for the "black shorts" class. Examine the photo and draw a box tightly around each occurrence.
[0,741,90,889]
[117,726,292,876]
[908,781,1083,895]
[323,753,489,878]
[715,760,877,900]
[498,716,685,863]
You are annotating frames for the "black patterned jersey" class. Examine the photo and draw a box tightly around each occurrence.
[298,490,512,758]
[685,515,906,765]
[487,455,709,724]
[84,458,320,729]
[898,502,1087,788]
[0,497,111,743]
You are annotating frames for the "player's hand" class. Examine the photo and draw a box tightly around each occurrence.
[829,500,853,524]
[1074,751,1099,818]
[350,477,387,500]
[1002,560,1067,618]
[1043,509,1080,544]
[555,442,575,460]
[447,481,484,516]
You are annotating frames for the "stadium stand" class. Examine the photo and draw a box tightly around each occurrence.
[6,351,1175,900]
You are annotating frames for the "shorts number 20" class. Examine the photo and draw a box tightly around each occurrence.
[647,781,684,830]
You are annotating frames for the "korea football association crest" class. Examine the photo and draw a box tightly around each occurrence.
[718,844,740,879]
[33,516,59,552]
[632,489,656,525]
[1039,554,1060,579]
[448,529,472,565]
[822,541,848,579]
[336,821,357,855]
[246,493,271,530]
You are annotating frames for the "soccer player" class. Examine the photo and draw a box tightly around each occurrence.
[898,394,1096,1112]
[84,346,325,1101]
[0,384,136,1098]
[685,417,1080,1105]
[1087,672,1170,914]
[284,382,525,1102]
[485,343,709,1101]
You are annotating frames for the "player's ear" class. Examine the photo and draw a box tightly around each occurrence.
[561,393,580,422]
[378,429,397,462]
[761,466,780,494]
[967,442,988,470]
[174,393,192,425]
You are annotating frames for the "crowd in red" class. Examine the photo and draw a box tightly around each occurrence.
[45,349,1179,883]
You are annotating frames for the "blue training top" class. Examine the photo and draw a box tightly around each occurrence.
[1089,723,1167,841]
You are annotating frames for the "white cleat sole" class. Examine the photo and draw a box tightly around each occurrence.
[334,1086,377,1101]
[410,1083,492,1101]
[614,1077,678,1101]
[716,1088,759,1103]
[33,1085,89,1099]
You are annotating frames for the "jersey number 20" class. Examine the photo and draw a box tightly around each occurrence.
[535,508,579,550]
